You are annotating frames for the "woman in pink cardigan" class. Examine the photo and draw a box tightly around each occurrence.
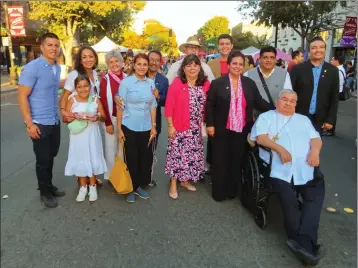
[165,54,210,199]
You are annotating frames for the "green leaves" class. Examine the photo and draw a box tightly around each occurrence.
[197,16,230,45]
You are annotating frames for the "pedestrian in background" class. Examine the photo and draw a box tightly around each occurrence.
[64,75,107,202]
[18,33,65,208]
[287,50,304,73]
[99,50,126,181]
[116,53,157,203]
[165,54,210,199]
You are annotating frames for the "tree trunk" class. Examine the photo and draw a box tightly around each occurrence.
[63,37,73,68]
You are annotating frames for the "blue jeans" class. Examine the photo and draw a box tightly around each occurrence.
[346,77,356,91]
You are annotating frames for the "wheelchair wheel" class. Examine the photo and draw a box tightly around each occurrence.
[240,151,260,210]
[255,206,267,229]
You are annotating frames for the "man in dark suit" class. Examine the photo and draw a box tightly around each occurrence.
[290,36,339,133]
[147,50,169,186]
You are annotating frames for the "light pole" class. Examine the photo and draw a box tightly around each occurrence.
[3,1,16,84]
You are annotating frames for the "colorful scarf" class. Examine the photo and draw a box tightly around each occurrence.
[228,74,244,132]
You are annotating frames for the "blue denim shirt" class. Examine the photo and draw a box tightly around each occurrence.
[18,56,61,125]
[116,75,157,131]
[309,62,324,115]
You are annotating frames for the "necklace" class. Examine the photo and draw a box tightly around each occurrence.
[272,112,293,142]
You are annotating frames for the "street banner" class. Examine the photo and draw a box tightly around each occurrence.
[7,6,26,37]
[340,16,357,46]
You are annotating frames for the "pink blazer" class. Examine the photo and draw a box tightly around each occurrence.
[165,77,211,132]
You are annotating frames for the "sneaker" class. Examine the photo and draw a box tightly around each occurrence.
[148,180,157,187]
[50,185,66,197]
[134,188,150,199]
[126,192,136,203]
[88,185,98,202]
[40,195,58,208]
[76,186,88,202]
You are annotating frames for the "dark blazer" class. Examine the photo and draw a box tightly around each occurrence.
[290,60,339,127]
[206,74,274,136]
[154,72,169,134]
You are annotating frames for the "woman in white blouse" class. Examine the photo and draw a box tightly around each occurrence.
[60,45,100,122]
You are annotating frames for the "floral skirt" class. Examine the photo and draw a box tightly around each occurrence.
[165,126,204,182]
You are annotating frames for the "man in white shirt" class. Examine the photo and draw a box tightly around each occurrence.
[250,89,325,266]
[166,36,215,84]
[330,55,346,93]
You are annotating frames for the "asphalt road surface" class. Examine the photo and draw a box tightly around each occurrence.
[1,92,357,268]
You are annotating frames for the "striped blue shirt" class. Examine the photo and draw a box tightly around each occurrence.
[18,56,61,125]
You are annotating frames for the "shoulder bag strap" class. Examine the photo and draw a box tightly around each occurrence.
[339,70,347,82]
[257,68,275,105]
[85,94,93,113]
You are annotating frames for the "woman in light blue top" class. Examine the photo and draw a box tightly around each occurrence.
[116,53,157,203]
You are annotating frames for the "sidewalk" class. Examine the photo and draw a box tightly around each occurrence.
[1,74,17,94]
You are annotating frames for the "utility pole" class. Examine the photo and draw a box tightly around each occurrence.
[274,24,278,48]
[3,1,16,85]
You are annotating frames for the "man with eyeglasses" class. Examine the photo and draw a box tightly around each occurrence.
[146,50,169,186]
[250,89,325,266]
[166,36,215,85]
[244,46,293,110]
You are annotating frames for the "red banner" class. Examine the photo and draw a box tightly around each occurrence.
[340,16,357,46]
[8,6,26,37]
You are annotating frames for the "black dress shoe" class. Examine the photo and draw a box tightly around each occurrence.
[50,185,66,197]
[286,239,322,266]
[40,195,58,208]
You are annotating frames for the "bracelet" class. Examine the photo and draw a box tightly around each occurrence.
[60,108,65,110]
[152,122,157,126]
[168,125,173,127]
[27,123,34,129]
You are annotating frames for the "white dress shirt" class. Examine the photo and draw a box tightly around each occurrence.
[166,58,215,85]
[337,64,346,93]
[250,110,320,185]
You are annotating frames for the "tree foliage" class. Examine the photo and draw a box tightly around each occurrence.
[197,16,231,45]
[232,31,270,50]
[28,1,145,66]
[237,1,350,48]
[121,20,179,55]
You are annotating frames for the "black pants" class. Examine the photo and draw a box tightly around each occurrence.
[206,137,212,166]
[271,177,325,254]
[31,123,61,196]
[211,130,247,201]
[122,126,153,190]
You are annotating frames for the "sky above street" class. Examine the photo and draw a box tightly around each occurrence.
[133,1,248,45]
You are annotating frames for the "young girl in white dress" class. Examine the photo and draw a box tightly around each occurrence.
[65,74,107,202]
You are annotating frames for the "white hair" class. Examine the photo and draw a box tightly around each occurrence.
[105,50,124,66]
[278,89,297,99]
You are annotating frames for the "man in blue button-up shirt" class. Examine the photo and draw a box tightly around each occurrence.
[18,33,65,208]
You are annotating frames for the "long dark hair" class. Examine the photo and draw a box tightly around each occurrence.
[178,54,207,86]
[74,45,98,74]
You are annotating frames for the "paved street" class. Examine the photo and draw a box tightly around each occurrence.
[1,91,357,268]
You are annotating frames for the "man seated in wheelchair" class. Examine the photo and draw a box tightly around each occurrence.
[249,89,325,266]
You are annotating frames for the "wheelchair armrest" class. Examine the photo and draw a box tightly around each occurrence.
[258,145,272,153]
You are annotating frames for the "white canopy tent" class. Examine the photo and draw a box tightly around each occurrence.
[91,36,127,53]
[241,46,260,56]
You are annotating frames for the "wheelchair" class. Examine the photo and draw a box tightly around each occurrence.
[240,140,302,230]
